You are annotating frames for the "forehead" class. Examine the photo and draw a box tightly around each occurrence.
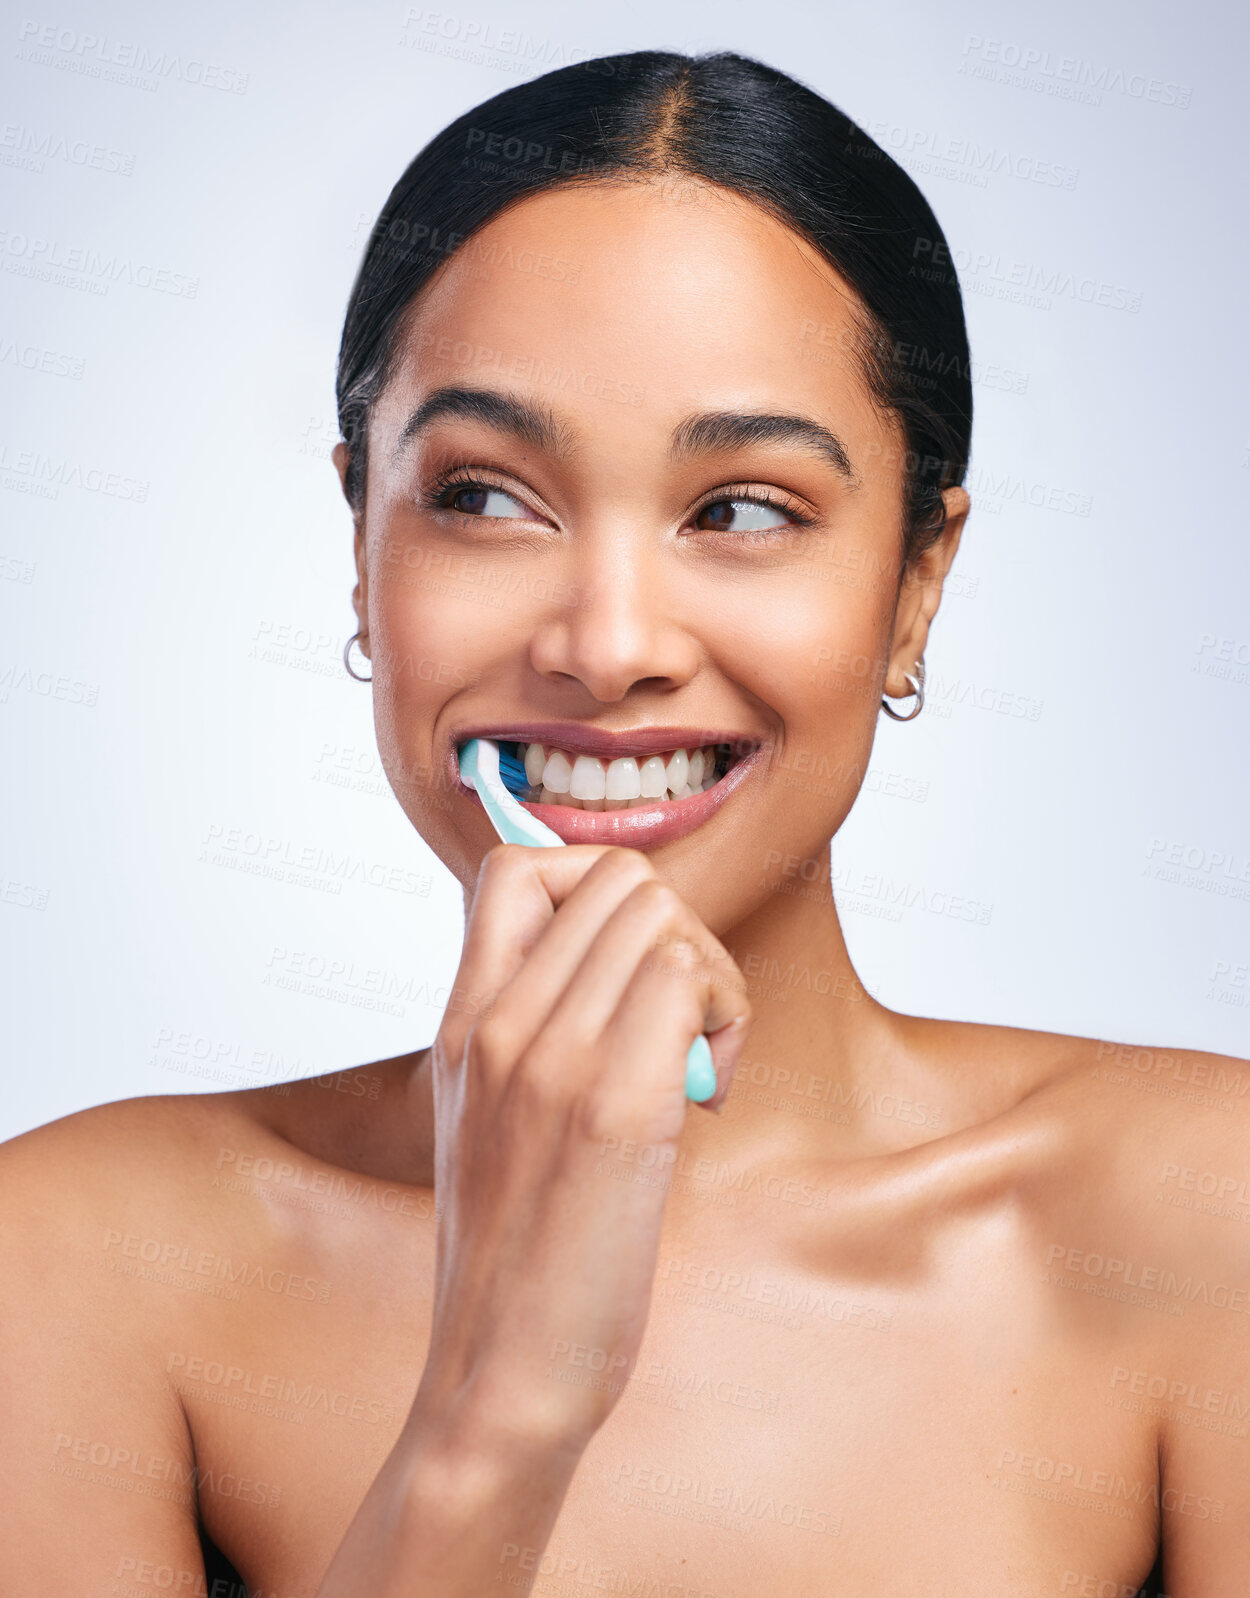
[377,177,888,451]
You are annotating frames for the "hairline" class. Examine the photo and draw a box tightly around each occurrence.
[350,171,924,565]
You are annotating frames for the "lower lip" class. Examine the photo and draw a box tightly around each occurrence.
[456,745,766,848]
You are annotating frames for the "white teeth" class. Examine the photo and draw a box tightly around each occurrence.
[509,741,730,807]
[569,753,606,802]
[524,742,547,785]
[605,756,641,800]
[540,749,572,794]
[639,754,668,798]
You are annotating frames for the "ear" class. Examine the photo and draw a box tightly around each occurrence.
[883,485,970,700]
[332,441,371,659]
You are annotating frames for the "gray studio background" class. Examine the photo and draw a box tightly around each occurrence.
[2,0,1247,1138]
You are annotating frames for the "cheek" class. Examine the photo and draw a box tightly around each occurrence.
[721,571,893,846]
[366,553,484,773]
[369,517,491,665]
[721,565,893,728]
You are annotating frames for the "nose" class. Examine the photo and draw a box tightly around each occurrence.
[526,534,702,703]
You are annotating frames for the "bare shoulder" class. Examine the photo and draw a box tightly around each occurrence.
[1022,1029,1250,1217]
[1033,1036,1250,1580]
[0,1088,280,1258]
[0,1064,437,1361]
[907,1014,1250,1233]
[0,1051,430,1227]
[967,1023,1250,1317]
[0,1090,276,1580]
[0,1082,369,1361]
[916,1013,1248,1156]
[1070,1032,1250,1296]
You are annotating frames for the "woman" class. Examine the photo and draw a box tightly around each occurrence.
[3,48,1243,1597]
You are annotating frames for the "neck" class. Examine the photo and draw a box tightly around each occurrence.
[699,879,914,1162]
[344,878,929,1190]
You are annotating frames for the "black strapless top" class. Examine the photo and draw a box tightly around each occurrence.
[200,1528,247,1595]
[1134,1544,1166,1596]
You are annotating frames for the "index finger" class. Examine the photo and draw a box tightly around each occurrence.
[452,843,633,1023]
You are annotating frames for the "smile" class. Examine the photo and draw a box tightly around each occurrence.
[519,739,729,808]
[447,725,767,847]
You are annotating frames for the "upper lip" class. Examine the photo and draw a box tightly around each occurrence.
[447,721,766,782]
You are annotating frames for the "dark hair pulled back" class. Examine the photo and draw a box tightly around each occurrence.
[336,50,972,563]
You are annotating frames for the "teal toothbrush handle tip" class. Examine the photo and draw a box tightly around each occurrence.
[460,738,716,1104]
[684,1034,717,1103]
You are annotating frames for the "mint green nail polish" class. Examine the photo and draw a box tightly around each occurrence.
[685,1034,717,1102]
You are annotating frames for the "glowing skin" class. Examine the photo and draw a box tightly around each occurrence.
[346,177,965,1015]
[3,174,1248,1597]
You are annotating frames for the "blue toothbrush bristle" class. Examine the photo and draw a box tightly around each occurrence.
[496,742,531,797]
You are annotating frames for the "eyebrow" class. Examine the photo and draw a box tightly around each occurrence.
[394,387,858,486]
[393,386,572,461]
[670,410,858,485]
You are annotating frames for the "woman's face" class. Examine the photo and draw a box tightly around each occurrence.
[337,177,966,933]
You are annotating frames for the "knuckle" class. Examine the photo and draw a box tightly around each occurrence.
[627,877,684,922]
[571,1091,617,1148]
[478,841,530,884]
[578,1086,683,1151]
[603,846,658,883]
[724,952,750,992]
[593,847,658,899]
[574,1087,654,1149]
[511,1045,581,1114]
[464,1015,512,1078]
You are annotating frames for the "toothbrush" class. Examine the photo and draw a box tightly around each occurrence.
[457,737,718,1103]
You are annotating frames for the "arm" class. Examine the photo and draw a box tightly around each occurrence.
[1127,1052,1250,1593]
[0,1130,207,1594]
[1147,1298,1250,1592]
[4,846,750,1593]
[0,1102,579,1598]
[315,1398,586,1596]
[318,843,752,1592]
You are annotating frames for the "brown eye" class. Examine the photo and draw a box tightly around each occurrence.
[693,497,793,533]
[450,486,492,515]
[440,483,529,518]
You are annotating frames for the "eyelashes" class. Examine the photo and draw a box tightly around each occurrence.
[419,465,818,535]
[423,467,536,522]
[691,486,818,534]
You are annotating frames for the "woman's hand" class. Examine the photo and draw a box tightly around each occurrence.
[413,842,753,1454]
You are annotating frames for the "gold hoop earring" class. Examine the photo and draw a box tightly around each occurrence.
[881,660,924,722]
[343,630,372,683]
